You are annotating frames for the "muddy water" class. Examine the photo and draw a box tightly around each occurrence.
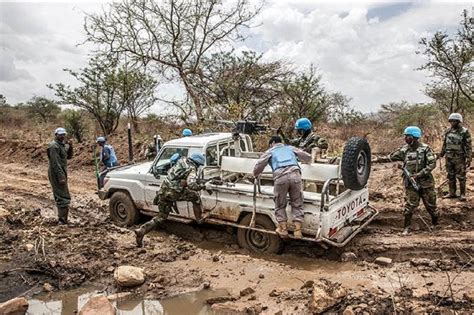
[27,287,229,314]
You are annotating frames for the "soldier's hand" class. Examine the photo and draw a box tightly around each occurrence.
[59,178,66,185]
[180,179,187,188]
[397,164,403,170]
[206,189,213,195]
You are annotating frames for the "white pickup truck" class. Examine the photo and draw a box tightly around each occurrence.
[98,132,378,254]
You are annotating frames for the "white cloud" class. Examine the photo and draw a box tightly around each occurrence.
[247,0,470,112]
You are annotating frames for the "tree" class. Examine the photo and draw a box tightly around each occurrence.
[49,57,128,136]
[278,66,328,125]
[84,0,261,121]
[192,51,288,121]
[418,9,473,113]
[117,68,158,132]
[0,94,7,107]
[61,109,88,143]
[25,96,61,123]
[327,92,364,126]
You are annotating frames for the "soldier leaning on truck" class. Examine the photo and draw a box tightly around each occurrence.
[253,135,312,239]
[279,118,328,161]
[134,153,207,247]
[379,126,439,236]
[440,113,472,201]
[47,127,73,225]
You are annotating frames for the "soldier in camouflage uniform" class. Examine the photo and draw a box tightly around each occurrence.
[145,135,158,161]
[279,118,328,161]
[440,113,472,201]
[134,153,206,247]
[384,126,438,235]
[47,127,73,225]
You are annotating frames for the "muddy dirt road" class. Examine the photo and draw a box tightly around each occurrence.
[0,162,473,314]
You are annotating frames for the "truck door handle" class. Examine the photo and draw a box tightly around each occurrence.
[148,183,160,187]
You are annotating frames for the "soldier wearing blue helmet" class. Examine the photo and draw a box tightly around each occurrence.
[47,127,74,225]
[381,126,438,235]
[134,153,206,247]
[182,128,193,137]
[279,118,328,160]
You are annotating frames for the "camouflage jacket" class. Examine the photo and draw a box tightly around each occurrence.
[160,158,202,192]
[145,143,157,159]
[286,132,329,153]
[389,142,437,188]
[441,126,472,161]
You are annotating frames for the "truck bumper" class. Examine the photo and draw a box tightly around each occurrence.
[98,189,108,200]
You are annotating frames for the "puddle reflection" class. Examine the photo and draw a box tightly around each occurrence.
[27,288,229,315]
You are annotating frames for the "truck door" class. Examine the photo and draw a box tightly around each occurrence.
[144,147,189,208]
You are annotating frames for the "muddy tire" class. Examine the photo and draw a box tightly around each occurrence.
[341,137,371,191]
[109,191,140,227]
[237,214,283,254]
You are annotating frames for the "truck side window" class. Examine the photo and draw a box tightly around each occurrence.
[206,145,218,166]
[153,147,189,175]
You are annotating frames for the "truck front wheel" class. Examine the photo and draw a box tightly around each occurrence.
[237,214,283,254]
[109,191,140,226]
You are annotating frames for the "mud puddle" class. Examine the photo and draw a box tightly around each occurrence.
[27,287,229,314]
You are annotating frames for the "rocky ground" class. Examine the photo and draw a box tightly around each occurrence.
[0,142,473,313]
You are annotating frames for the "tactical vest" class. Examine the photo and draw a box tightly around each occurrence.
[270,145,298,171]
[404,145,429,174]
[445,128,465,153]
[102,144,118,167]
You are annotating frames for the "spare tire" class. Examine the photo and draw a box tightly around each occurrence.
[341,137,371,190]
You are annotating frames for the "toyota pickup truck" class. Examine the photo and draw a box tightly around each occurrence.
[98,132,378,253]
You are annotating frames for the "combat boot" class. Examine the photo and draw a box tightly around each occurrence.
[58,207,69,225]
[444,182,457,198]
[275,222,288,237]
[431,215,439,226]
[134,220,157,247]
[293,222,303,239]
[459,180,466,201]
[402,213,412,236]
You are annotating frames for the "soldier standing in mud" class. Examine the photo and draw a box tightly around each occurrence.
[278,118,328,161]
[380,126,439,236]
[47,127,73,225]
[134,153,207,247]
[440,113,472,201]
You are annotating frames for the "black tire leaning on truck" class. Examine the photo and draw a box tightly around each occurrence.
[109,191,141,226]
[237,214,284,254]
[341,137,371,191]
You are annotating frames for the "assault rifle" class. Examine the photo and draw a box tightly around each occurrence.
[197,176,223,186]
[402,166,420,191]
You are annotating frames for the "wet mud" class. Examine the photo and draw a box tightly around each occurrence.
[0,161,473,314]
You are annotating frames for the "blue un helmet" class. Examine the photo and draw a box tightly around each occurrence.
[169,153,181,165]
[182,128,193,137]
[294,118,312,131]
[189,153,205,166]
[404,126,422,138]
[96,136,106,143]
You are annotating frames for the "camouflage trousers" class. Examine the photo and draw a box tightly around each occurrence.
[404,186,438,220]
[446,157,467,183]
[151,187,201,224]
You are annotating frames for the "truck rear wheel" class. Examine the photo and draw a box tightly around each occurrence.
[341,137,371,191]
[237,214,283,254]
[109,191,140,226]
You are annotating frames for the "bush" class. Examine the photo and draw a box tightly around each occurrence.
[61,109,88,143]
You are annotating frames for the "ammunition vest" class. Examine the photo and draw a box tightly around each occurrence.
[404,145,429,174]
[445,128,466,153]
[270,145,298,171]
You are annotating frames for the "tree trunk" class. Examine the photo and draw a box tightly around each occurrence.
[180,72,203,121]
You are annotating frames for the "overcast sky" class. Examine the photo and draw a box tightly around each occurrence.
[0,0,471,114]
